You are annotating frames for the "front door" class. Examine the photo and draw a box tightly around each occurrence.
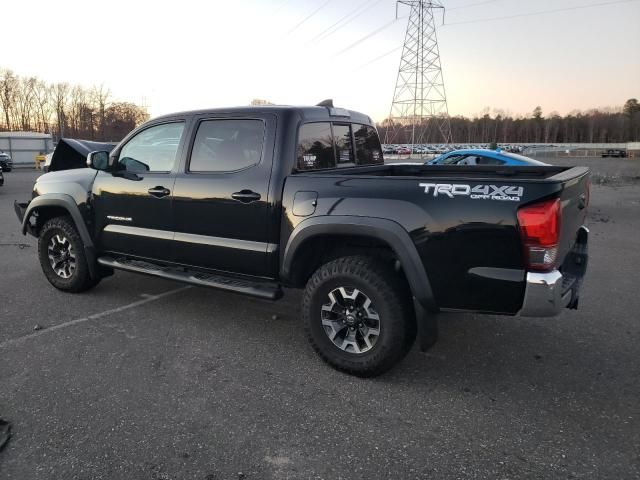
[171,115,276,277]
[92,120,187,261]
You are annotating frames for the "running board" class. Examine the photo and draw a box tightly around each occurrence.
[97,256,283,300]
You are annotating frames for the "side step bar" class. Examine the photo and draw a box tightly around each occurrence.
[97,256,283,300]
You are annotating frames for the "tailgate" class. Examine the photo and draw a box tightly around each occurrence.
[552,166,590,264]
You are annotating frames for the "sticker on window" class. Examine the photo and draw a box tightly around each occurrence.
[303,154,317,168]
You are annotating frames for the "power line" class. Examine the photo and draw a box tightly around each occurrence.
[335,17,404,56]
[315,0,385,42]
[310,0,371,42]
[445,0,640,25]
[357,45,402,69]
[288,0,333,34]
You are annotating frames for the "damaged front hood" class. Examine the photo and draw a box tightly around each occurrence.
[49,139,117,172]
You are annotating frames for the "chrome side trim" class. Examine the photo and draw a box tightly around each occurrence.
[104,225,277,253]
[518,270,571,317]
[174,232,274,253]
[103,224,174,240]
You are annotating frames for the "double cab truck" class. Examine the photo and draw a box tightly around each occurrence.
[15,102,590,376]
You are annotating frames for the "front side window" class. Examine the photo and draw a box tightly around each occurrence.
[354,124,383,166]
[118,122,184,173]
[189,119,264,173]
[297,122,335,170]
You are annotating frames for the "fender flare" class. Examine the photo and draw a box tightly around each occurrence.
[23,193,98,278]
[281,216,437,311]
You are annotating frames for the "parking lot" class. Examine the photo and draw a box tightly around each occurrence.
[1,159,639,479]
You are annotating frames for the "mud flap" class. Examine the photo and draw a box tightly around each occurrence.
[414,299,439,352]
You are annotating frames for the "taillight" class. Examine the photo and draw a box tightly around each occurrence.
[517,198,562,271]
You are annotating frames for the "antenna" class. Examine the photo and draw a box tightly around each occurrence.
[385,1,452,147]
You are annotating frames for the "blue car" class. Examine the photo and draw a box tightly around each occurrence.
[426,149,548,166]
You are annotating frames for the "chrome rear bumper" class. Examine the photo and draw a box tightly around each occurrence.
[519,226,589,317]
[519,270,571,317]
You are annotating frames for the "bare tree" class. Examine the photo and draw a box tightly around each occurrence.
[0,69,19,130]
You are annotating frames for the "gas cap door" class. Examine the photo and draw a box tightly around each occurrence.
[292,191,318,217]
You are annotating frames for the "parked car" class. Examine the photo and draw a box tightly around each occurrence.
[14,102,590,377]
[601,149,627,158]
[396,147,411,155]
[0,152,13,172]
[427,149,548,166]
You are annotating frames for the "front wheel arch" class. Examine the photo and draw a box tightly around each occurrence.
[23,195,98,279]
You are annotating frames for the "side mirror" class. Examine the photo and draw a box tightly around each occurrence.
[87,151,110,171]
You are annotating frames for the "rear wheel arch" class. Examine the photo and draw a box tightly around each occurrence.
[281,216,437,311]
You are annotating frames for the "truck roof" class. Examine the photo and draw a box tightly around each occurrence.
[153,105,374,126]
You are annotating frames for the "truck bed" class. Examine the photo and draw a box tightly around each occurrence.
[283,164,590,315]
[295,163,587,182]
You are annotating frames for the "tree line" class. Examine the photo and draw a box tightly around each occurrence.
[0,69,149,142]
[379,99,640,144]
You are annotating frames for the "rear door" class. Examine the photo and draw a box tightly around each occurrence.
[171,114,276,277]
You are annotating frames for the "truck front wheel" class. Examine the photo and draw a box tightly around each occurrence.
[38,216,100,293]
[302,256,416,377]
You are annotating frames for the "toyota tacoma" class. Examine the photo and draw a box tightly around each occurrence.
[14,102,590,376]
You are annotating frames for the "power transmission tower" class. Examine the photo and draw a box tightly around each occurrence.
[385,1,452,147]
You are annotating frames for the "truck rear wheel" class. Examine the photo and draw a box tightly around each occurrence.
[38,216,100,293]
[302,255,416,377]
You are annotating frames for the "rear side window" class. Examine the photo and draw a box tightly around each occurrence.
[333,124,355,166]
[354,124,383,165]
[297,123,335,170]
[189,119,264,173]
[296,122,383,171]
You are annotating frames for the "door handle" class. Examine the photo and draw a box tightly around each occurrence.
[148,186,170,198]
[231,190,261,203]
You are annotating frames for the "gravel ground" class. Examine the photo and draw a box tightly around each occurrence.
[0,160,638,479]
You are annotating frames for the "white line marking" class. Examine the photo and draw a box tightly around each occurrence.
[0,286,191,349]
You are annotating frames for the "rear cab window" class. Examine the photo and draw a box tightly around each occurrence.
[296,122,383,171]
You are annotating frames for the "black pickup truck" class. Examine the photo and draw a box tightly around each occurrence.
[14,103,590,376]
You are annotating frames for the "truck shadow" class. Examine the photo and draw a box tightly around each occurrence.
[385,311,637,408]
[168,284,634,411]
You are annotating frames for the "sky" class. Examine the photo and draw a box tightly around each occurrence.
[3,0,639,122]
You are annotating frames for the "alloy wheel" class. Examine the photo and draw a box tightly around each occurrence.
[321,286,381,354]
[47,234,76,279]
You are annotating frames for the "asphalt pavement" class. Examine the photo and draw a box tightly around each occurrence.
[0,162,639,479]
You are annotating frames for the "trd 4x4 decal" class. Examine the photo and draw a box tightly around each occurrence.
[419,183,524,201]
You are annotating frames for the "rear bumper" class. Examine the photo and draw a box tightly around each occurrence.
[519,226,589,317]
[519,270,570,317]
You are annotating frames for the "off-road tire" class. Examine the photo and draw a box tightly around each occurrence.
[38,215,100,293]
[302,255,416,377]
